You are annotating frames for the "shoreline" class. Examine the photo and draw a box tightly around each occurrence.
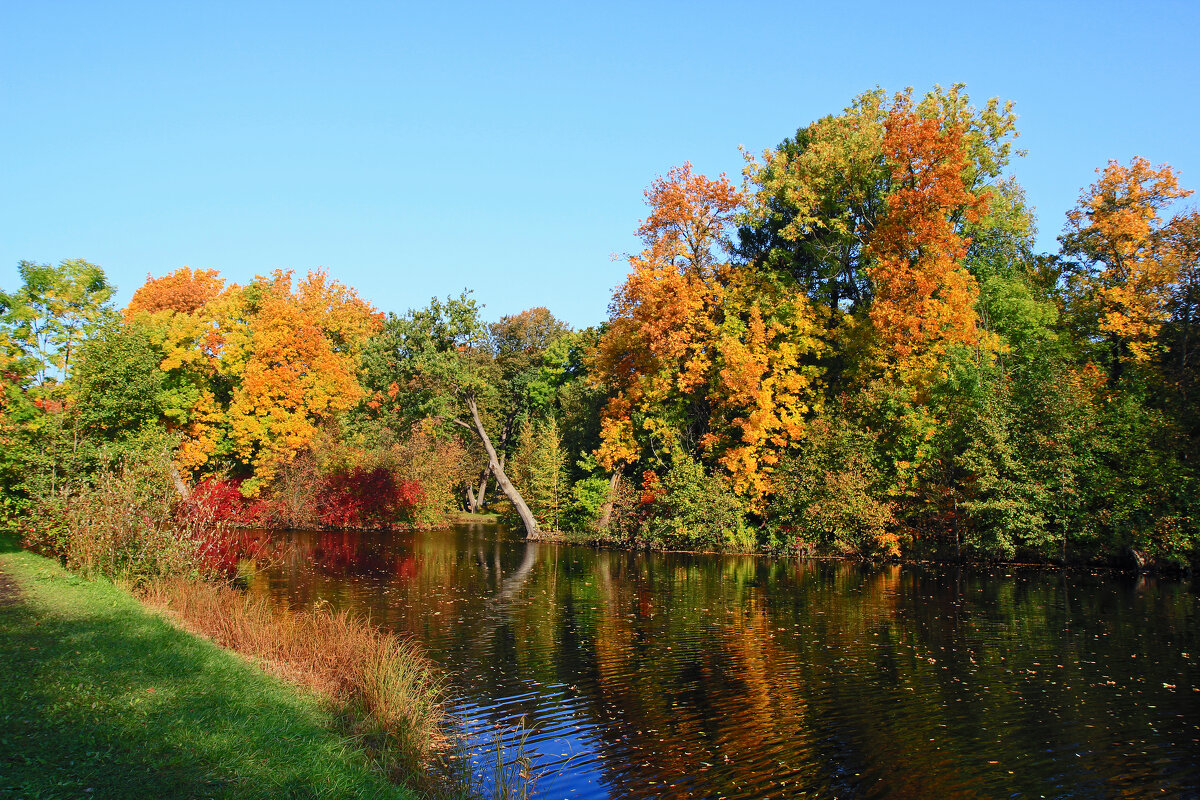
[0,535,428,799]
[506,524,1198,577]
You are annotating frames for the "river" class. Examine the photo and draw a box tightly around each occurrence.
[245,521,1200,799]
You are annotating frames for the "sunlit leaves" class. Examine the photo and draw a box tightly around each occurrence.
[704,273,825,507]
[1061,157,1192,365]
[132,267,382,492]
[865,94,990,395]
[0,259,114,388]
[593,168,745,472]
[126,266,224,318]
[594,165,824,511]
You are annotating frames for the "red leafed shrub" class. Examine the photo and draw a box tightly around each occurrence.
[183,478,272,527]
[639,470,663,506]
[195,528,275,578]
[316,467,423,529]
[178,478,276,578]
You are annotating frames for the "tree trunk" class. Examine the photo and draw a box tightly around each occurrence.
[469,466,490,513]
[466,394,540,539]
[597,469,622,531]
[169,462,191,502]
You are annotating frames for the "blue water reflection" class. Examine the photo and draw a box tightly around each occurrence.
[248,522,1200,799]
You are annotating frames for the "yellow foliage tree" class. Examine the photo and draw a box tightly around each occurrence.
[1061,157,1193,367]
[128,268,382,493]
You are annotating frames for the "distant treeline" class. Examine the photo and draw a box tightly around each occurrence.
[3,84,1197,567]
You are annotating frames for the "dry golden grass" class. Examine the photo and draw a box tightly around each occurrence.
[142,578,447,788]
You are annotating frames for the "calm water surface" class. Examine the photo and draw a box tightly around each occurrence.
[246,522,1200,799]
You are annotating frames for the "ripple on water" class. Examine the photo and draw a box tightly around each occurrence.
[254,527,1200,799]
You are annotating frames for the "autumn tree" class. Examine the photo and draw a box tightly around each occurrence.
[592,164,744,478]
[741,86,1025,400]
[593,163,826,519]
[734,87,1033,550]
[702,272,825,506]
[125,266,224,318]
[864,94,990,393]
[129,268,382,493]
[224,271,381,492]
[1060,157,1193,371]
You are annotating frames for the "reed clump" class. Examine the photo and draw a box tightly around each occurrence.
[142,577,447,789]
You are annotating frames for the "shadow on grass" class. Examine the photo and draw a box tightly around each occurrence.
[0,567,403,799]
[0,529,22,554]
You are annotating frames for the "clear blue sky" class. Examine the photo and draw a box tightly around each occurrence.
[4,1,1198,328]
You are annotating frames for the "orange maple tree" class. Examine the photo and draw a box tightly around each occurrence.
[128,268,382,493]
[865,95,990,393]
[593,164,743,473]
[217,270,382,492]
[593,164,824,510]
[125,266,225,318]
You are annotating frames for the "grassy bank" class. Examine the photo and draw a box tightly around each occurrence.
[0,534,415,800]
[140,578,446,789]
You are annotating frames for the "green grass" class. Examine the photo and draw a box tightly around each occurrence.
[0,536,414,800]
[455,512,500,523]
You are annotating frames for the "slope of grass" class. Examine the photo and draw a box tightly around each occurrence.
[0,534,414,800]
[141,577,446,789]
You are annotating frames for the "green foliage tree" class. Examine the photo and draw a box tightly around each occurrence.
[360,293,542,537]
[0,259,116,516]
[1159,210,1200,435]
[0,259,115,388]
[767,414,898,557]
[641,453,752,550]
[510,417,568,531]
[73,319,167,441]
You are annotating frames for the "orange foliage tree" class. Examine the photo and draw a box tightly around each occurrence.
[593,164,824,511]
[125,266,225,318]
[865,95,991,394]
[1061,157,1193,368]
[129,268,382,493]
[593,164,744,474]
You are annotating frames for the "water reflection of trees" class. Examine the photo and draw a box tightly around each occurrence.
[251,528,1200,799]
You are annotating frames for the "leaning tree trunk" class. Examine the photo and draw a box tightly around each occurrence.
[466,394,540,539]
[597,469,622,531]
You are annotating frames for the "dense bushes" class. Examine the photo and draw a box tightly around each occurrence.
[22,446,217,584]
[768,417,898,558]
[317,467,423,529]
[639,455,754,550]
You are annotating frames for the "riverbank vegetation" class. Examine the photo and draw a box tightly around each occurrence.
[3,83,1198,568]
[0,538,416,799]
[141,577,446,789]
